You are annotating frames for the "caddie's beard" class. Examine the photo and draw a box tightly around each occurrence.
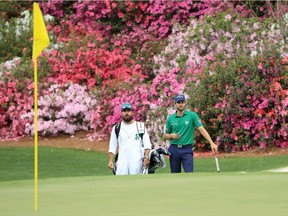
[123,115,133,123]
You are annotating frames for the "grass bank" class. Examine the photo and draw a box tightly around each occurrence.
[0,146,288,181]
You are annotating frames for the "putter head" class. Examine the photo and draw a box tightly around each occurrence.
[112,163,117,175]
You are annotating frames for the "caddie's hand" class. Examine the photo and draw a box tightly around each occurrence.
[143,158,150,167]
[210,142,218,153]
[108,161,114,169]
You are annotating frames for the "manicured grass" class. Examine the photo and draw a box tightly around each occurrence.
[1,147,288,216]
[195,155,288,172]
[0,147,111,181]
[1,146,288,181]
[0,173,287,216]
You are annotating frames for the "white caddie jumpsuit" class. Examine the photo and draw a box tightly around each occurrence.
[109,121,151,175]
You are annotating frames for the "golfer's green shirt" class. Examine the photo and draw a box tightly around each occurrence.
[165,110,203,145]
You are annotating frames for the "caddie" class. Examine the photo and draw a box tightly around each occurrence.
[108,102,151,175]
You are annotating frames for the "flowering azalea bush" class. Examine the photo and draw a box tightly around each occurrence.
[1,1,287,152]
[187,53,288,151]
[180,12,288,150]
[42,0,251,38]
[0,74,33,140]
[41,0,253,79]
[151,11,288,149]
[36,1,256,144]
[47,45,144,90]
[23,83,97,136]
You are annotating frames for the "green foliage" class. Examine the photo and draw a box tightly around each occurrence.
[176,54,188,70]
[0,1,30,20]
[243,0,276,17]
[0,14,32,63]
[8,58,32,80]
[2,57,50,88]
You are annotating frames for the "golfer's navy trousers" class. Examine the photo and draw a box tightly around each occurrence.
[168,144,193,173]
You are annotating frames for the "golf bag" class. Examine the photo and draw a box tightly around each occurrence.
[113,147,170,175]
[141,147,170,174]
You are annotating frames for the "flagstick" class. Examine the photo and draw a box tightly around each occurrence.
[32,2,50,211]
[34,60,38,211]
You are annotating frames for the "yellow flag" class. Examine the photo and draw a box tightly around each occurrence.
[32,2,50,211]
[32,2,50,61]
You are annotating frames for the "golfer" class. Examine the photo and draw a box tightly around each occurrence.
[164,94,218,173]
[108,103,151,175]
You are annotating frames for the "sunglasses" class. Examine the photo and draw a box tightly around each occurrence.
[122,109,133,112]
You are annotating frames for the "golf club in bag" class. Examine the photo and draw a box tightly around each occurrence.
[112,147,170,175]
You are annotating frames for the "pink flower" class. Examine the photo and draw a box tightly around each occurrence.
[118,11,124,18]
[27,83,34,90]
[273,82,281,90]
[106,25,111,31]
[111,2,117,9]
[258,98,269,109]
[87,43,95,48]
[126,20,132,27]
[224,14,232,21]
[258,62,263,69]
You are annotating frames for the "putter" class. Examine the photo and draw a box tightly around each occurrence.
[213,152,220,172]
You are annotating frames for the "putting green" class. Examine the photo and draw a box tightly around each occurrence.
[0,173,287,216]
